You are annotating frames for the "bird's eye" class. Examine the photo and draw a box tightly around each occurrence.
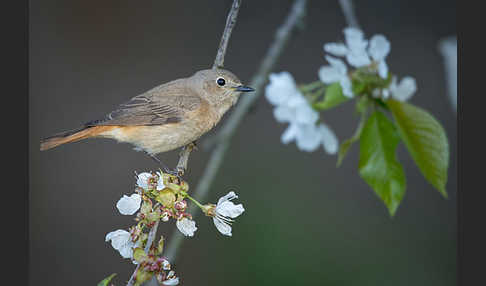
[216,77,226,86]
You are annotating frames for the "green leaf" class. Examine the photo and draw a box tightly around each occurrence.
[387,99,449,197]
[312,82,350,110]
[97,273,117,286]
[337,110,368,167]
[359,111,406,216]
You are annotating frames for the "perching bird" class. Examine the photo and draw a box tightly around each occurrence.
[40,69,254,171]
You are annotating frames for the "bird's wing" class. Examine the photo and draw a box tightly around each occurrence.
[85,82,202,126]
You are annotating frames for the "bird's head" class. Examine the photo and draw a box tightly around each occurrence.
[190,69,254,112]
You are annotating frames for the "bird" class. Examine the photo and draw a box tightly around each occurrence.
[40,68,254,172]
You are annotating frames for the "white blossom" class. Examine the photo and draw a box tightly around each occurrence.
[162,271,179,286]
[368,35,391,79]
[273,93,319,124]
[116,193,142,215]
[265,71,339,154]
[322,27,391,82]
[343,27,371,67]
[176,218,197,237]
[324,27,371,68]
[264,72,301,106]
[105,229,136,259]
[389,76,417,102]
[318,55,353,98]
[136,172,165,190]
[212,191,245,237]
[282,122,338,154]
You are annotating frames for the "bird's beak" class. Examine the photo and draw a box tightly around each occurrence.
[234,85,255,92]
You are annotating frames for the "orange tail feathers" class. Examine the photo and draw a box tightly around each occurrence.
[40,126,114,151]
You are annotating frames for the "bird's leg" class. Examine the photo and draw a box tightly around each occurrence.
[176,141,197,176]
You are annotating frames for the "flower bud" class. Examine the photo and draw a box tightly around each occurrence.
[174,200,187,211]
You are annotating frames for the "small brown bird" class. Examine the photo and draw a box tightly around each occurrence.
[40,68,254,169]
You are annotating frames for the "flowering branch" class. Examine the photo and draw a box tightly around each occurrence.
[126,220,160,286]
[164,0,308,262]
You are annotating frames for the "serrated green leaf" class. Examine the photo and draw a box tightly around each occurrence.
[359,111,406,216]
[312,82,350,110]
[337,109,368,167]
[97,273,117,286]
[387,99,449,197]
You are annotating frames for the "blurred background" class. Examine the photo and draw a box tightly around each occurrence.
[29,0,457,285]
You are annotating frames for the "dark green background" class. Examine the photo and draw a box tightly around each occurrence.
[30,0,457,285]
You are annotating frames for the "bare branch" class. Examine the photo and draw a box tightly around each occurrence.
[165,0,308,263]
[213,0,242,69]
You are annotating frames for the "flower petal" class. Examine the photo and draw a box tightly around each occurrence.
[392,76,417,101]
[265,72,299,106]
[217,191,238,205]
[273,105,294,123]
[118,243,134,259]
[136,172,152,189]
[217,201,245,218]
[213,217,232,236]
[339,77,354,98]
[344,27,368,52]
[162,277,180,286]
[318,66,343,84]
[105,229,135,258]
[176,218,197,237]
[346,50,371,67]
[295,124,322,152]
[377,60,388,79]
[281,123,298,144]
[116,193,142,215]
[295,103,319,125]
[317,123,338,154]
[368,34,391,61]
[325,55,347,75]
[324,42,348,56]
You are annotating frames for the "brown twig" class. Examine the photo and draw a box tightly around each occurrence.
[165,0,308,263]
[213,0,242,69]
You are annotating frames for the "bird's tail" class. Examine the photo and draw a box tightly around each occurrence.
[40,126,113,151]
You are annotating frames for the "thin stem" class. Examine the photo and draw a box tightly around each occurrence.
[181,191,205,210]
[338,0,360,29]
[164,0,308,263]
